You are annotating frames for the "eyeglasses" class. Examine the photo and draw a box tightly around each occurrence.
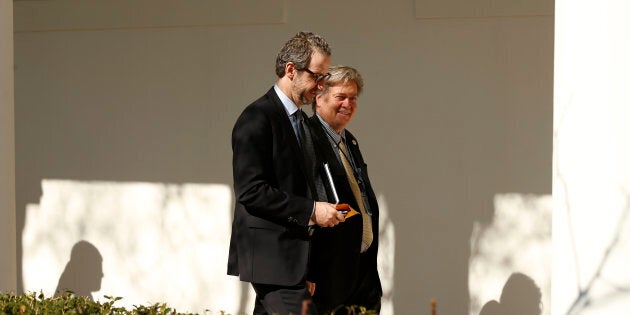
[298,68,331,83]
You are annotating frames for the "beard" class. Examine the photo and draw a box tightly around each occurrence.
[294,75,317,106]
[299,92,314,106]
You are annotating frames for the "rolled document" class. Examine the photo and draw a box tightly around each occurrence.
[323,163,339,204]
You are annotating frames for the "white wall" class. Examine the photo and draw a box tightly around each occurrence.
[553,1,630,314]
[0,0,17,293]
[13,0,554,314]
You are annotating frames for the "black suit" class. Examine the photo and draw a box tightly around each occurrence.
[307,116,382,313]
[228,88,315,290]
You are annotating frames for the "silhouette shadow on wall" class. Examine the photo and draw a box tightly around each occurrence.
[479,272,542,315]
[54,240,104,300]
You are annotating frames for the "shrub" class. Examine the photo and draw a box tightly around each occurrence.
[0,292,376,315]
[329,305,378,315]
[0,292,196,315]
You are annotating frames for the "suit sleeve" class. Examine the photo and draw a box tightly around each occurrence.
[232,105,313,226]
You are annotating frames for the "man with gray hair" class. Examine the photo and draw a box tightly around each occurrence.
[228,32,345,315]
[307,66,382,313]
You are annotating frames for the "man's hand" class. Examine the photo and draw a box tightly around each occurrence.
[312,202,346,227]
[306,281,316,296]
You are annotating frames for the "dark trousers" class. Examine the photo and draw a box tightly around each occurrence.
[252,283,316,315]
[314,251,382,315]
[317,278,381,315]
[344,269,382,314]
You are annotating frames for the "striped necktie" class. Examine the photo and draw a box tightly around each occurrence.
[338,139,373,252]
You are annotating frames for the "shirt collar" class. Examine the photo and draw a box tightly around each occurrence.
[315,112,346,144]
[273,84,299,116]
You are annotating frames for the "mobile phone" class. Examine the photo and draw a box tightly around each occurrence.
[336,203,350,215]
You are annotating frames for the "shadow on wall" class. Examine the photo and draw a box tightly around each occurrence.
[554,183,630,314]
[479,272,542,315]
[54,240,104,300]
[22,179,240,314]
[469,194,551,315]
[21,179,396,314]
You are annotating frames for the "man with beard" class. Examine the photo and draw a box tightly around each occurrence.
[228,32,346,315]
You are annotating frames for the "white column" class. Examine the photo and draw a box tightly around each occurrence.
[553,1,630,314]
[0,0,17,292]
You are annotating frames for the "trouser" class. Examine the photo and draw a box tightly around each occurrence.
[252,282,316,315]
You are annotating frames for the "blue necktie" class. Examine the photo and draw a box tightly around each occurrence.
[291,109,303,147]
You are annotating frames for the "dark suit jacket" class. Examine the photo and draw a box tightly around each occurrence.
[227,87,315,286]
[307,116,382,311]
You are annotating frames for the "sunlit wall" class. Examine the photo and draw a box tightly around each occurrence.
[13,0,553,313]
[22,180,241,314]
[553,0,630,314]
[469,194,551,315]
[21,180,396,314]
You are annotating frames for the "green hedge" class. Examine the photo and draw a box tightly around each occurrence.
[0,292,198,315]
[0,292,375,315]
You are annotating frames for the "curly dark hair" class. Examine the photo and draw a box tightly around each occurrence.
[275,31,331,78]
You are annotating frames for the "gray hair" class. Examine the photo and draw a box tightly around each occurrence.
[313,65,364,111]
[321,65,364,95]
[275,31,331,78]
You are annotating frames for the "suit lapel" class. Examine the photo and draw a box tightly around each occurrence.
[265,88,303,158]
[310,116,350,192]
[265,89,314,194]
[344,131,378,218]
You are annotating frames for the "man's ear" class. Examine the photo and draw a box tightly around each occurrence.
[285,62,296,80]
[314,93,323,106]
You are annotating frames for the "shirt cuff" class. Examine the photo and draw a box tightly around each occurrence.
[308,201,315,226]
